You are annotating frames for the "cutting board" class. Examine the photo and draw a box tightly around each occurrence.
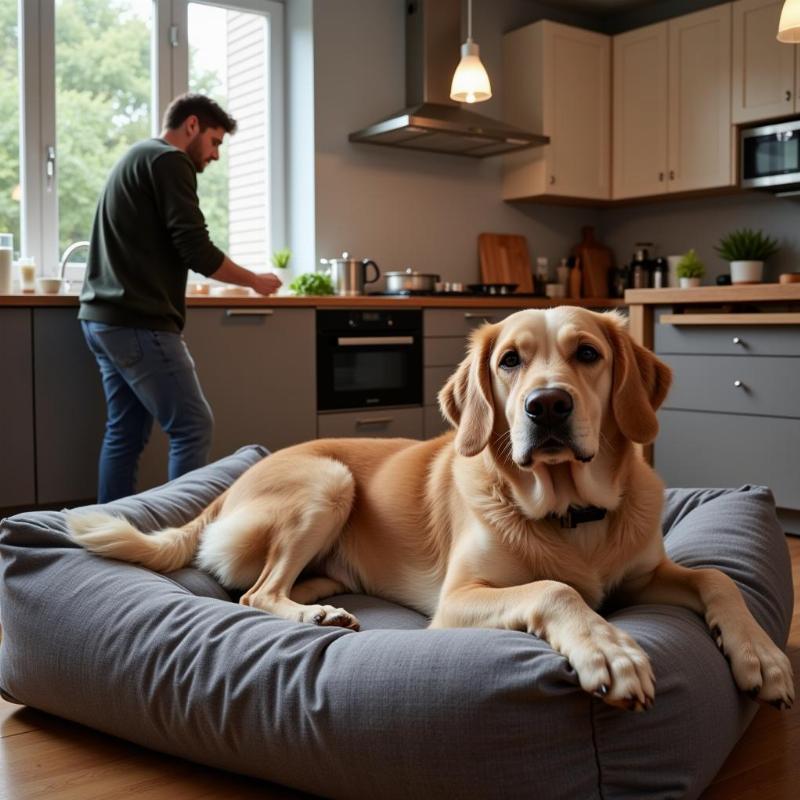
[572,226,613,298]
[478,233,534,293]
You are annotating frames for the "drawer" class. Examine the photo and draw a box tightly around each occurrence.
[655,311,800,356]
[663,355,800,419]
[425,308,521,337]
[654,410,800,510]
[317,407,423,439]
[424,405,451,439]
[424,337,468,366]
[425,365,455,406]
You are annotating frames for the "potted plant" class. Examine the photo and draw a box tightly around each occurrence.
[676,249,705,288]
[714,228,779,284]
[271,247,292,271]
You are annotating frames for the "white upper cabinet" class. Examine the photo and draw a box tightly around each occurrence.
[732,0,796,123]
[503,21,611,201]
[613,22,669,199]
[668,4,733,193]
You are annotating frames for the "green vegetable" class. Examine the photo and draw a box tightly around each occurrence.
[714,228,779,262]
[289,272,335,296]
[676,249,705,279]
[271,248,292,269]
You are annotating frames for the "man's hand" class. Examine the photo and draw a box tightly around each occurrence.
[251,272,282,296]
[210,256,283,296]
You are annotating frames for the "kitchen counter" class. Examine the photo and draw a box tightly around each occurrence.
[0,293,626,309]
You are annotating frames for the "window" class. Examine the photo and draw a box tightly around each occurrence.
[55,0,153,256]
[17,0,284,275]
[0,0,20,257]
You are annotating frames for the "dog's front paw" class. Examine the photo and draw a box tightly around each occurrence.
[710,619,794,709]
[560,622,655,711]
[300,604,361,631]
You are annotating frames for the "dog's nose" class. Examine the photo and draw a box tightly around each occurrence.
[524,388,574,425]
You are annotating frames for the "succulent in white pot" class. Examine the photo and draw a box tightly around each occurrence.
[676,249,705,288]
[714,228,779,284]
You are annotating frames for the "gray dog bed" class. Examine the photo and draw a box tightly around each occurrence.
[0,445,793,799]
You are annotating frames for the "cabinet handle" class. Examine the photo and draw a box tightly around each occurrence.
[464,313,497,322]
[337,336,414,346]
[787,90,792,102]
[225,309,274,317]
[658,172,664,182]
[549,175,556,185]
[732,336,744,346]
[733,380,745,389]
[669,170,675,180]
[355,417,393,426]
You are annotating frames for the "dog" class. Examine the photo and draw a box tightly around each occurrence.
[69,307,794,712]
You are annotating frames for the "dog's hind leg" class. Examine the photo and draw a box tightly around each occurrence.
[231,456,360,630]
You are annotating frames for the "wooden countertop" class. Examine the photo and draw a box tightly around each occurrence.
[625,284,800,304]
[0,293,626,309]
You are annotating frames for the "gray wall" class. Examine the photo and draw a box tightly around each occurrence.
[307,0,603,288]
[292,0,796,287]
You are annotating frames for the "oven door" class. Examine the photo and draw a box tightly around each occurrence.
[317,332,423,411]
[741,120,800,189]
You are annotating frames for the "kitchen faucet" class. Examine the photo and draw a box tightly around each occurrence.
[59,240,90,290]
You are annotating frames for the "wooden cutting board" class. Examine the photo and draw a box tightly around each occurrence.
[572,226,613,298]
[478,233,534,293]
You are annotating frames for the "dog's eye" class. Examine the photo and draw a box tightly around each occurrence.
[575,344,601,364]
[499,350,520,370]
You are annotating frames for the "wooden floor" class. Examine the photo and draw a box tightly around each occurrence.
[1,538,799,799]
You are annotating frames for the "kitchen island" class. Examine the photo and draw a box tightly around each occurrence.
[0,292,624,513]
[625,283,800,535]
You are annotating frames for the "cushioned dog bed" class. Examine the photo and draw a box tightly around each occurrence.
[0,445,792,800]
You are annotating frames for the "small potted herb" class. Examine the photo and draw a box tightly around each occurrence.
[676,249,705,288]
[271,247,292,270]
[714,228,779,284]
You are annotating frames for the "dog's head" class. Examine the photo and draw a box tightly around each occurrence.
[439,307,671,467]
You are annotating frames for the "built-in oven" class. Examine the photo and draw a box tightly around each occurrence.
[741,119,800,193]
[316,309,423,411]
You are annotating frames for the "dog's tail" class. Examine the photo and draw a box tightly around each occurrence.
[68,491,228,573]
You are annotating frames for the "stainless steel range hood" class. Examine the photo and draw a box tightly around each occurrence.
[349,0,548,158]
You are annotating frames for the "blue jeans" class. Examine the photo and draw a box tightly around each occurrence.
[81,321,213,502]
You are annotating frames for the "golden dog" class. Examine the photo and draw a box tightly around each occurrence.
[70,307,794,711]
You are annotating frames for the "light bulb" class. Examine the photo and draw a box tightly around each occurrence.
[450,40,492,104]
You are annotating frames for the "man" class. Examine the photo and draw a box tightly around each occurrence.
[79,93,281,502]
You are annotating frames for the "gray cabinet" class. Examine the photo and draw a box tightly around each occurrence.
[423,308,521,438]
[139,307,316,489]
[653,307,800,519]
[0,310,36,508]
[33,309,105,504]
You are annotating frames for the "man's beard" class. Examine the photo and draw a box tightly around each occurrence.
[186,134,206,172]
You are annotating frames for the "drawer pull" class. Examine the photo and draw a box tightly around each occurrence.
[355,417,393,426]
[225,309,274,317]
[733,380,745,389]
[732,336,744,346]
[464,313,496,322]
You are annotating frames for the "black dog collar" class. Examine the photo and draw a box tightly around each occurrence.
[548,506,608,529]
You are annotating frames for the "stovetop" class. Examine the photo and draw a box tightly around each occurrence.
[367,290,541,298]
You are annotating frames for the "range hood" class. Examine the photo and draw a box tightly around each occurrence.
[349,0,548,158]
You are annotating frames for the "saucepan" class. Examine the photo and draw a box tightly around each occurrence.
[385,268,440,293]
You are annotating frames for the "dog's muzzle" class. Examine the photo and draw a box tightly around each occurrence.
[516,388,593,466]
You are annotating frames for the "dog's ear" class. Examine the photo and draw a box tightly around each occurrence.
[439,324,496,457]
[603,312,672,444]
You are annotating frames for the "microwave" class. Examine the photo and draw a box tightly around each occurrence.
[741,119,800,194]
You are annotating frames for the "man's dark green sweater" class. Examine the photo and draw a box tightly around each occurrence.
[79,138,224,333]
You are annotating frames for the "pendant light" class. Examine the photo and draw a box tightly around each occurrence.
[450,0,492,104]
[778,0,800,42]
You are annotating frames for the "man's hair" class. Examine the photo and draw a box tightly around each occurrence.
[162,93,237,134]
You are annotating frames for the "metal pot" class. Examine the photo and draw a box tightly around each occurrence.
[385,268,440,293]
[320,252,380,296]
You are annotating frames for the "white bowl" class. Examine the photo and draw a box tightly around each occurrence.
[36,277,64,294]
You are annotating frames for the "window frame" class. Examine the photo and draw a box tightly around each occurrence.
[18,0,285,274]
